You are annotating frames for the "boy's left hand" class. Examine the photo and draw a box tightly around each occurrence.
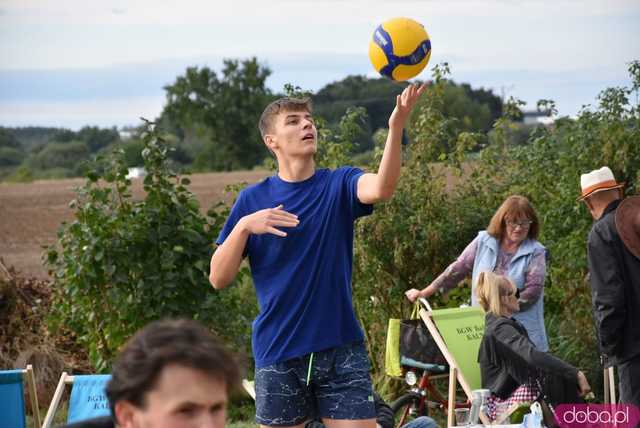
[388,82,428,130]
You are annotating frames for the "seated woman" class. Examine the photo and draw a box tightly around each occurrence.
[475,271,591,421]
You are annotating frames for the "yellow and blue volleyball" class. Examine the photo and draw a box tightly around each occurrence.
[368,17,431,81]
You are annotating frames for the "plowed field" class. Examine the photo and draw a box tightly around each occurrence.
[0,170,270,279]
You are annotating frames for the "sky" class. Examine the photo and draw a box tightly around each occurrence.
[1,0,639,130]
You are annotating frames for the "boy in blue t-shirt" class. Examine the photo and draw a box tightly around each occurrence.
[210,83,426,428]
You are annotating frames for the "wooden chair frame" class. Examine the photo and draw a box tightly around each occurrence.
[24,364,42,428]
[603,366,616,404]
[242,379,256,401]
[42,372,74,428]
[418,298,493,427]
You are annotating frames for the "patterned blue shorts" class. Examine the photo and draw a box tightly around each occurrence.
[254,341,376,426]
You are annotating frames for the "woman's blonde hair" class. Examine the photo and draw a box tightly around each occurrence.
[476,271,515,316]
[486,195,540,241]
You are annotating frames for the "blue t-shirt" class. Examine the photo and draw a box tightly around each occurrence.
[216,167,373,367]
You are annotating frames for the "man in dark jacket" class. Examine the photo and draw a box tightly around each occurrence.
[580,166,640,406]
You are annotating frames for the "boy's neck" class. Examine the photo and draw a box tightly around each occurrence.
[277,157,316,183]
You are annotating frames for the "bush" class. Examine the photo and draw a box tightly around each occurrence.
[352,60,640,400]
[4,165,34,182]
[46,121,254,370]
[29,141,90,172]
[0,146,25,167]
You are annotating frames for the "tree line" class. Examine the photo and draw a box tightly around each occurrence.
[1,57,509,182]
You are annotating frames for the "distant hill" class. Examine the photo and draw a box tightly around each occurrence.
[1,71,505,181]
[4,126,67,151]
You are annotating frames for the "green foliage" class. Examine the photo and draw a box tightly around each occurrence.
[7,126,66,151]
[76,126,121,152]
[0,126,124,182]
[0,146,25,167]
[4,165,34,182]
[353,60,640,398]
[28,141,91,173]
[311,74,501,155]
[313,76,404,152]
[162,58,274,171]
[0,128,26,167]
[120,139,145,167]
[439,82,494,132]
[51,126,120,152]
[46,121,254,370]
[0,127,22,149]
[315,106,368,169]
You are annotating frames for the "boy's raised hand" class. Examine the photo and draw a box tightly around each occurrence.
[239,205,299,237]
[388,82,428,130]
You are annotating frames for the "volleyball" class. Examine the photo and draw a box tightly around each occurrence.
[368,17,431,81]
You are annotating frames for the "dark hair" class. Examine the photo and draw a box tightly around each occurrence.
[106,319,241,419]
[258,97,312,139]
[486,195,540,240]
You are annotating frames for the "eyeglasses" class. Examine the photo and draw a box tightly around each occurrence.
[506,220,533,229]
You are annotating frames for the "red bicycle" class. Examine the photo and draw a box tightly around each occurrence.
[390,299,471,427]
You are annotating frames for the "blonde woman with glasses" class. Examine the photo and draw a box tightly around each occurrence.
[406,195,549,350]
[475,271,590,421]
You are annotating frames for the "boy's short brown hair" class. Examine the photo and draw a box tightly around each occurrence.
[106,319,241,421]
[258,97,313,139]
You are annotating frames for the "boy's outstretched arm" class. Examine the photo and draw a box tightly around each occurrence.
[357,82,427,204]
[209,205,299,289]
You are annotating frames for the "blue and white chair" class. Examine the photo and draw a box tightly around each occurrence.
[0,364,41,428]
[42,372,111,428]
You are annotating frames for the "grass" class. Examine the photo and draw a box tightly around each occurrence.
[229,421,258,428]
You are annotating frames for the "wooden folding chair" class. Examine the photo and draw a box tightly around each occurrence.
[242,379,256,401]
[42,372,111,428]
[603,366,617,404]
[0,364,41,428]
[418,298,492,427]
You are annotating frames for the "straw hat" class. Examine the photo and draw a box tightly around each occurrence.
[578,166,625,201]
[616,196,640,259]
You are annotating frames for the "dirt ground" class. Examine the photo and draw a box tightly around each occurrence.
[0,170,270,279]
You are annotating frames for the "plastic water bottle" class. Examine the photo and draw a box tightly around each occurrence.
[468,389,491,426]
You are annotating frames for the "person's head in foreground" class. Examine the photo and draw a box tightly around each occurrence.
[487,195,540,246]
[106,319,241,428]
[578,166,624,220]
[258,97,317,162]
[475,271,520,317]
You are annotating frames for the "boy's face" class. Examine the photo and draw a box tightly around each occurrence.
[265,109,317,159]
[115,364,228,428]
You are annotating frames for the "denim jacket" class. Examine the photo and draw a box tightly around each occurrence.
[471,231,549,351]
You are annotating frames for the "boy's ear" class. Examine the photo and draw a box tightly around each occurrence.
[114,401,137,427]
[265,135,277,150]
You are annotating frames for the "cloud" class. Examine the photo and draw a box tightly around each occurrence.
[0,96,165,130]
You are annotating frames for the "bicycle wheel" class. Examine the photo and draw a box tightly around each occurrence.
[390,392,429,428]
